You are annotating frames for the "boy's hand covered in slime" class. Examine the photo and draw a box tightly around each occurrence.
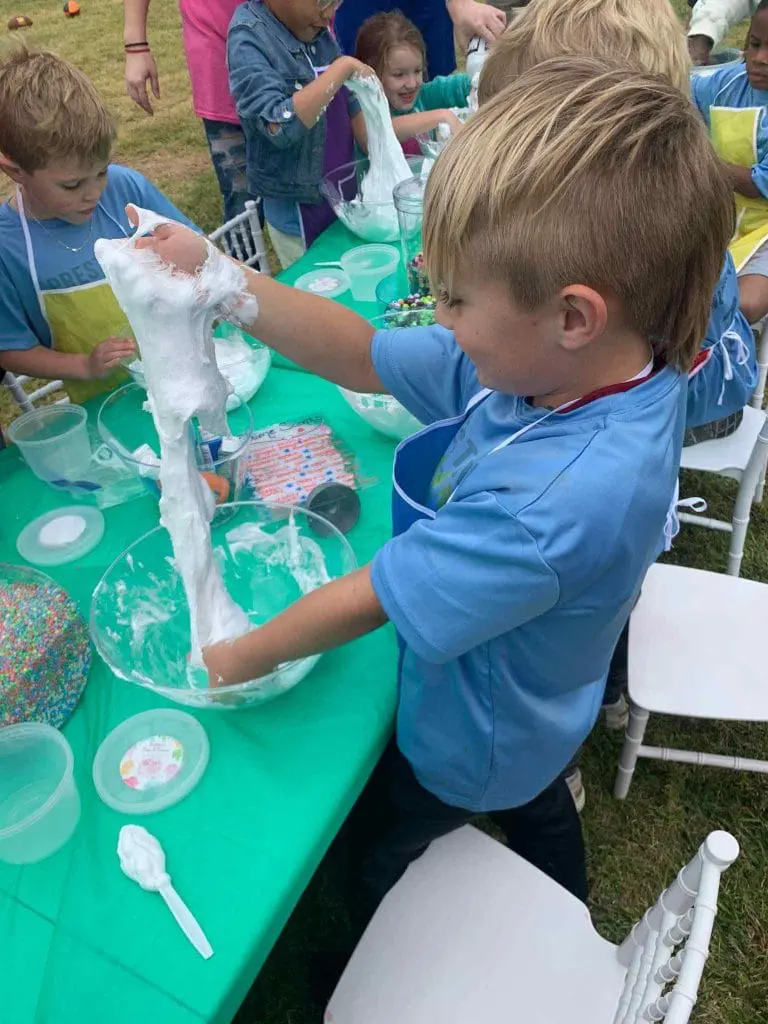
[127,205,209,276]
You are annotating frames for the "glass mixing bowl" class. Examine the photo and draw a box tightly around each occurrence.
[337,315,424,440]
[97,382,254,519]
[320,155,424,243]
[90,501,357,710]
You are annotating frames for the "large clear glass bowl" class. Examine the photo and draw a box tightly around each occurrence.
[125,322,271,412]
[320,155,424,243]
[90,501,357,710]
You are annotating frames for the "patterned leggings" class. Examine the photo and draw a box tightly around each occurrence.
[202,119,263,226]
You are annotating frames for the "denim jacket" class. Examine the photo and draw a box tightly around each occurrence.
[227,1,358,204]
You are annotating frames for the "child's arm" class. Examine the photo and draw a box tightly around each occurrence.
[418,74,472,112]
[123,0,160,115]
[228,21,372,142]
[352,110,368,153]
[392,109,464,143]
[0,337,136,382]
[204,565,388,685]
[132,215,383,393]
[293,59,374,130]
[723,163,763,199]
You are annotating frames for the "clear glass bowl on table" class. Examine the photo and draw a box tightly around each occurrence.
[125,322,271,412]
[320,155,425,243]
[97,382,254,519]
[337,314,431,441]
[90,501,357,710]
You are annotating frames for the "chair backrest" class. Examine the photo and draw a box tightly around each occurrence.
[3,372,68,413]
[613,831,739,1024]
[208,200,271,275]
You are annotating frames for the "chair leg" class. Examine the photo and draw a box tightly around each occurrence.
[751,320,768,409]
[756,462,767,505]
[727,513,749,577]
[614,702,650,800]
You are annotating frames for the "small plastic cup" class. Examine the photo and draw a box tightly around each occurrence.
[0,723,81,864]
[7,405,91,487]
[340,244,400,303]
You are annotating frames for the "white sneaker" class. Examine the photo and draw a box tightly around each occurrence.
[603,694,630,731]
[565,768,586,813]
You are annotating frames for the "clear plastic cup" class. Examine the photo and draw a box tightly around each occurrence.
[0,723,81,864]
[7,405,91,487]
[340,244,400,303]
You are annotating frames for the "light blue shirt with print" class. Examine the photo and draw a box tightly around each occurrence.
[0,164,197,352]
[370,324,687,812]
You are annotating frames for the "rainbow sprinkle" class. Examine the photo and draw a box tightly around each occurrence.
[0,568,90,728]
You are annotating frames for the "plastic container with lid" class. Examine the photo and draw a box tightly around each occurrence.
[0,723,81,864]
[93,709,209,815]
[7,404,92,489]
[340,244,400,303]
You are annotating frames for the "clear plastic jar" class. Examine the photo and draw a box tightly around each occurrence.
[393,175,429,296]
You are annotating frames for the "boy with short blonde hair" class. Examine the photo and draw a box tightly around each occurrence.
[478,0,756,444]
[478,0,690,103]
[0,44,197,403]
[140,58,733,906]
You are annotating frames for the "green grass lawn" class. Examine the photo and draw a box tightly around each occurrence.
[3,2,768,1022]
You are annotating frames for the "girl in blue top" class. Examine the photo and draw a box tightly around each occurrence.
[692,1,768,325]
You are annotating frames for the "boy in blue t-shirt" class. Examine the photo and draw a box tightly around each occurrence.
[137,59,733,906]
[0,45,197,404]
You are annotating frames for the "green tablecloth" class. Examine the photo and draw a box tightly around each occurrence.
[0,227,399,1024]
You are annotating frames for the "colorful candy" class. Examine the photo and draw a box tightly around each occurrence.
[384,292,437,327]
[406,252,431,297]
[0,565,90,727]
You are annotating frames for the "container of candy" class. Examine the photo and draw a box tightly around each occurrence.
[393,175,428,289]
[382,293,437,328]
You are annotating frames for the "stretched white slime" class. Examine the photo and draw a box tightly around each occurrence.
[95,208,256,663]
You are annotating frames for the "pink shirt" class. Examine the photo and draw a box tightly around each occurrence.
[180,0,241,123]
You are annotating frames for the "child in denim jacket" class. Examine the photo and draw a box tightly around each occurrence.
[227,0,371,269]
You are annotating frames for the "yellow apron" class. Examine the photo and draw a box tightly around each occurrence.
[710,105,768,272]
[17,189,131,404]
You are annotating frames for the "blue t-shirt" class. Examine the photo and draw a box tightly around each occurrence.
[0,164,197,352]
[689,253,756,428]
[370,325,687,812]
[691,63,768,199]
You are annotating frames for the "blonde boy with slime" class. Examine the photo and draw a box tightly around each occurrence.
[0,45,197,402]
[137,59,732,907]
[476,0,759,809]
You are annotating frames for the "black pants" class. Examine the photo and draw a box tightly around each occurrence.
[342,740,588,938]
